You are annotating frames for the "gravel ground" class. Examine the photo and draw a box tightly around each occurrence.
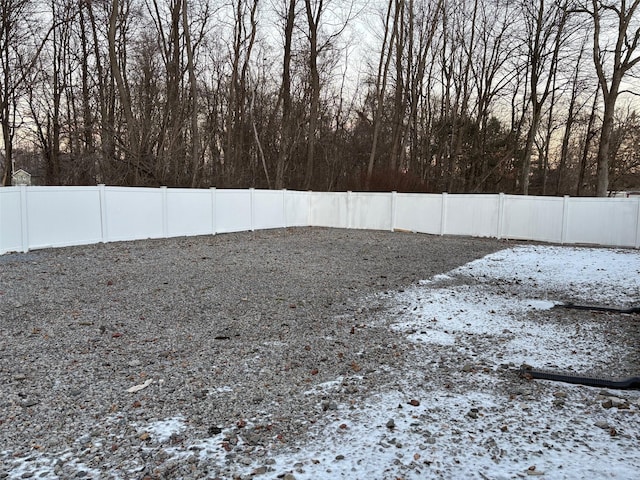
[1,227,505,479]
[2,228,639,480]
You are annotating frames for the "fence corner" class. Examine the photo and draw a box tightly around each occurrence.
[98,184,108,243]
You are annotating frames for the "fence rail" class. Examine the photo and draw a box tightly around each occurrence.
[1,185,639,255]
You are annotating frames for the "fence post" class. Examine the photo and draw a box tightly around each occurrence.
[210,187,217,235]
[440,192,448,236]
[160,186,168,238]
[497,193,505,240]
[635,196,640,249]
[250,188,255,231]
[347,191,352,229]
[390,191,397,232]
[282,189,287,228]
[0,189,3,254]
[98,184,108,243]
[561,195,570,244]
[19,185,29,253]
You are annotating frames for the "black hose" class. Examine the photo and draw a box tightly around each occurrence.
[519,365,640,389]
[555,303,640,314]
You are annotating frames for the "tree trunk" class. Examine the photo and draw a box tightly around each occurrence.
[367,0,400,188]
[303,0,321,190]
[108,0,139,179]
[183,0,202,188]
[276,0,296,190]
[589,0,640,196]
[595,93,618,196]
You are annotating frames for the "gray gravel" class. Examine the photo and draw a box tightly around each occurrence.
[0,228,507,479]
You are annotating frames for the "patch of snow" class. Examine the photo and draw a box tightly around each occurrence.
[233,245,640,479]
[304,376,345,395]
[140,416,186,443]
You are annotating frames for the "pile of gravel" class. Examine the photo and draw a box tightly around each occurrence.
[0,228,506,479]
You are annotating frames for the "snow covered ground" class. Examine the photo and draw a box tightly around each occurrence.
[234,245,640,479]
[5,245,640,479]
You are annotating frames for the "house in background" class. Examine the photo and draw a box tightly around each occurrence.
[11,169,31,186]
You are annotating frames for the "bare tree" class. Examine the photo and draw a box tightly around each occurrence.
[108,0,143,182]
[556,36,589,195]
[583,0,640,196]
[519,0,570,195]
[366,0,400,188]
[0,0,52,185]
[275,0,296,189]
[576,86,600,195]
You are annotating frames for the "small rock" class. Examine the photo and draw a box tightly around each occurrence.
[128,359,142,367]
[386,419,395,429]
[462,363,474,373]
[194,389,207,400]
[408,399,420,407]
[335,454,345,460]
[594,421,609,429]
[526,470,545,476]
[252,466,268,475]
[467,410,478,419]
[77,435,92,447]
[608,397,628,408]
[321,400,338,411]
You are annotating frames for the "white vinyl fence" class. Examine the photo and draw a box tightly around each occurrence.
[1,186,639,255]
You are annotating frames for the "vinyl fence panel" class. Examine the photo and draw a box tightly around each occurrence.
[253,189,287,230]
[309,192,348,228]
[565,197,639,247]
[103,187,164,242]
[349,192,393,230]
[444,194,500,237]
[166,188,215,237]
[284,190,310,227]
[0,187,24,253]
[215,189,253,233]
[502,195,564,243]
[26,187,102,249]
[394,193,443,234]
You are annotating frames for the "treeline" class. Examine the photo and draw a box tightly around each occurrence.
[1,0,639,195]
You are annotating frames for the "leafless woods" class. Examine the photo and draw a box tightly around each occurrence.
[1,0,639,195]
